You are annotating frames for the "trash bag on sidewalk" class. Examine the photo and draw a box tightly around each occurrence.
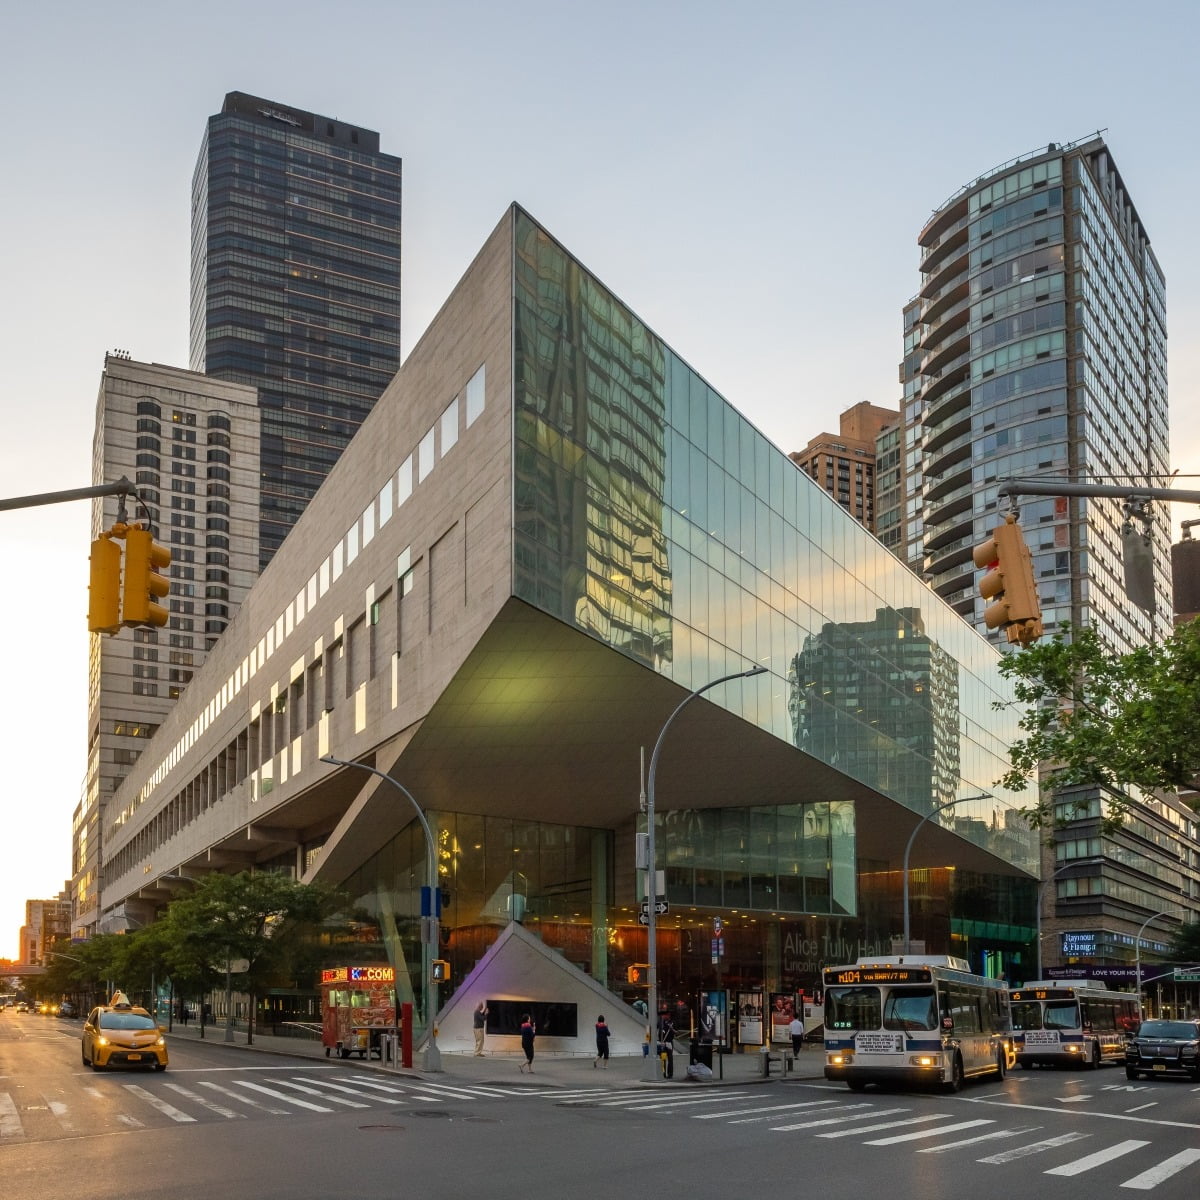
[685,1062,713,1081]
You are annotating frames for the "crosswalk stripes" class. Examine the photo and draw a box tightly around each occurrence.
[2,1072,1200,1192]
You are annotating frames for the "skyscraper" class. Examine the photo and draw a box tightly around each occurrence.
[190,92,402,568]
[74,356,260,937]
[894,135,1198,977]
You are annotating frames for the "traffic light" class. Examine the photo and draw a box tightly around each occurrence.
[971,514,1043,646]
[431,959,451,982]
[626,964,649,986]
[87,531,123,634]
[121,524,171,628]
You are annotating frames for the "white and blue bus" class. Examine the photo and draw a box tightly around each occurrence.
[822,956,1011,1093]
[1008,980,1138,1069]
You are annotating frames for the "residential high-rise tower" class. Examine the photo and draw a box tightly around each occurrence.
[190,92,402,568]
[893,135,1198,978]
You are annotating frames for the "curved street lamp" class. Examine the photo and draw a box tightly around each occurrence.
[1134,908,1183,1021]
[643,664,766,1081]
[321,754,442,1071]
[1034,857,1103,981]
[901,798,966,955]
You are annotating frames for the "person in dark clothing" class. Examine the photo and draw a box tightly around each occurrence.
[657,1010,676,1078]
[518,1013,536,1073]
[594,1015,611,1068]
[472,1001,489,1056]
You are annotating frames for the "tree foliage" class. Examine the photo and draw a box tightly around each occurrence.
[1168,922,1200,964]
[157,871,343,1038]
[996,619,1200,830]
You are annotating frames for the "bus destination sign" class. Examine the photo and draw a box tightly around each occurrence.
[1010,987,1074,1002]
[822,965,933,986]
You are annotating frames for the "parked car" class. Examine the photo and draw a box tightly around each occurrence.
[1124,1018,1200,1081]
[57,1001,77,1019]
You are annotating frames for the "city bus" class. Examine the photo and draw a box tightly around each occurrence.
[1008,980,1139,1069]
[822,956,1011,1093]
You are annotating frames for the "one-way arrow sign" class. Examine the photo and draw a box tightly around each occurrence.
[640,900,669,916]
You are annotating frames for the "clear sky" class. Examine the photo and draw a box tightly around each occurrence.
[3,0,1198,959]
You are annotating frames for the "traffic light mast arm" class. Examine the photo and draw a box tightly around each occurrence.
[998,478,1200,505]
[0,475,144,515]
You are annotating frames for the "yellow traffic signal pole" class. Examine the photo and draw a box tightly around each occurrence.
[0,475,167,634]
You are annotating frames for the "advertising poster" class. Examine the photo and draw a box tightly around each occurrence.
[735,991,763,1046]
[769,991,797,1044]
[698,989,728,1045]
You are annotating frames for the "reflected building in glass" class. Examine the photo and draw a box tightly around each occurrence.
[97,206,1040,1029]
[892,135,1199,976]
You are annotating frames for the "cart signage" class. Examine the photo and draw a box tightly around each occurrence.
[321,965,396,984]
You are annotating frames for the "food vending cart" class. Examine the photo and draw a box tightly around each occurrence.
[320,965,397,1059]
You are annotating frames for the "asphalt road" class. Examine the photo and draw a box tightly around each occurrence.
[3,1011,1199,1199]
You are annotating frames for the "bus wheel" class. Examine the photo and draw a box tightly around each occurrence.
[847,1080,867,1092]
[943,1054,965,1093]
[1086,1042,1100,1070]
[994,1049,1007,1081]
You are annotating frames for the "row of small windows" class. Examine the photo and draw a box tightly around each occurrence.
[123,363,487,825]
[135,401,233,432]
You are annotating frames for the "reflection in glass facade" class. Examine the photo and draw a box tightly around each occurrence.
[513,210,1033,870]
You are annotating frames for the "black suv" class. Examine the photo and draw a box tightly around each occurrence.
[1125,1018,1200,1081]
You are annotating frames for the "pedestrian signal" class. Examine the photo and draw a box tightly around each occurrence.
[627,964,649,985]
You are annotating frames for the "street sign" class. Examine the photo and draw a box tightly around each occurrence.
[640,900,669,916]
[1174,970,1200,982]
[638,913,650,925]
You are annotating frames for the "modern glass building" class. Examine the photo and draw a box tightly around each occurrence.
[891,136,1199,977]
[101,207,1040,1031]
[190,92,402,569]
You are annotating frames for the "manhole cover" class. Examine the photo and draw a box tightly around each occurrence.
[359,1124,406,1132]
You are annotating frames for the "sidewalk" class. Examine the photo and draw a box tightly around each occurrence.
[164,1023,826,1089]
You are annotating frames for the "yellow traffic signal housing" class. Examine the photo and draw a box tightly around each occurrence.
[431,959,451,982]
[971,515,1043,646]
[121,525,171,628]
[627,963,650,986]
[88,532,123,634]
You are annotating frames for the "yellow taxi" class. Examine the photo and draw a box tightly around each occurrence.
[81,992,168,1071]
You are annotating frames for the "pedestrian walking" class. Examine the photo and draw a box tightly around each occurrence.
[657,1010,676,1079]
[788,1013,804,1056]
[518,1013,536,1072]
[594,1014,611,1068]
[472,1001,489,1056]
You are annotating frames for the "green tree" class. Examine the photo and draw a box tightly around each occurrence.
[1168,922,1200,964]
[997,619,1200,830]
[158,871,342,1043]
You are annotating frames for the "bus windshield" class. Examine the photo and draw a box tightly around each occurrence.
[883,987,937,1031]
[826,985,938,1032]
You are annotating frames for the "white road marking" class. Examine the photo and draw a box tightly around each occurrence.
[47,1099,76,1131]
[694,1100,839,1121]
[1044,1140,1151,1176]
[918,1126,1042,1153]
[1120,1148,1200,1190]
[863,1119,995,1145]
[198,1080,288,1115]
[268,1079,368,1108]
[123,1083,196,1123]
[233,1080,332,1112]
[773,1104,903,1132]
[0,1094,23,1138]
[164,1082,243,1119]
[819,1114,949,1139]
[978,1131,1091,1163]
[1123,1103,1158,1114]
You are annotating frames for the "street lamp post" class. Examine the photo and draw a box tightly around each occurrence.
[1135,908,1182,1022]
[901,798,968,955]
[1034,858,1104,981]
[321,755,442,1071]
[643,664,766,1082]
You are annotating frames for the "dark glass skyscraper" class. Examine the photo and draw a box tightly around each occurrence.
[190,92,402,568]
